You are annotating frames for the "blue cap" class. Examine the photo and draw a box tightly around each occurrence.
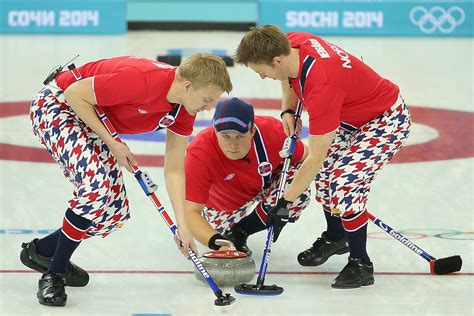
[213,98,254,133]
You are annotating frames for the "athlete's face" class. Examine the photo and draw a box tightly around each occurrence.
[248,58,287,81]
[182,83,223,115]
[215,127,256,160]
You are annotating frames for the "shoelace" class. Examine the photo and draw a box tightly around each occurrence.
[310,237,325,249]
[340,261,360,274]
[300,238,324,255]
[44,274,66,287]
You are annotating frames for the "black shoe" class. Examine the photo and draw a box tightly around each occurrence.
[297,232,349,266]
[20,240,89,287]
[223,225,252,256]
[37,272,67,306]
[331,257,375,289]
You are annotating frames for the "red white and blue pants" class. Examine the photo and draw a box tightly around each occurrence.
[204,164,311,234]
[30,86,130,238]
[315,96,411,232]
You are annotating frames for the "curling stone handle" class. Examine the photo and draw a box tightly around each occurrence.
[215,239,236,250]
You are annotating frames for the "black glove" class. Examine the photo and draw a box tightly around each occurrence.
[266,198,292,242]
[208,233,228,250]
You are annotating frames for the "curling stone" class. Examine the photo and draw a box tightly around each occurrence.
[194,250,255,287]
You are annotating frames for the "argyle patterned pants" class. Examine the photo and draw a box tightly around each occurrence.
[315,100,411,231]
[30,86,130,238]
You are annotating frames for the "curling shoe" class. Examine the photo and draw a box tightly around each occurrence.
[37,272,67,306]
[20,240,89,287]
[223,225,253,256]
[297,232,349,266]
[331,257,375,289]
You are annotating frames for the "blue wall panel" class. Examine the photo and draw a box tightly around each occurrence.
[0,0,126,34]
[259,0,473,36]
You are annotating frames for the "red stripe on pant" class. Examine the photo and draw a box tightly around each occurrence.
[341,209,368,232]
[62,216,87,242]
[255,203,267,225]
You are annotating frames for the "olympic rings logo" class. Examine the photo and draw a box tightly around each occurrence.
[410,6,465,34]
[368,229,473,241]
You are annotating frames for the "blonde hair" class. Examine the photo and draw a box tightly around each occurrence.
[234,25,291,66]
[177,53,232,93]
